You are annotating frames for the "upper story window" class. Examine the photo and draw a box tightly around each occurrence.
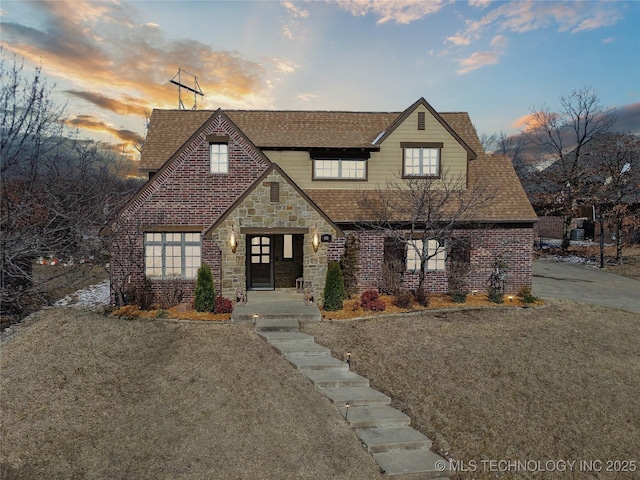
[145,232,201,279]
[207,135,229,174]
[402,142,443,178]
[313,158,367,180]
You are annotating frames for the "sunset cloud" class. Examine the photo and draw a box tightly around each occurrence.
[1,0,280,116]
[335,0,448,25]
[66,115,143,145]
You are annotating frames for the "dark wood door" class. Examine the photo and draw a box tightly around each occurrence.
[248,235,273,289]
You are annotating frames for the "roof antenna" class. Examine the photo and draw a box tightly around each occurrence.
[170,68,204,110]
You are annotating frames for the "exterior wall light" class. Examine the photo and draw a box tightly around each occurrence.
[229,225,238,254]
[311,227,320,253]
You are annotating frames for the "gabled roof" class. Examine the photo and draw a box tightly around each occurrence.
[372,98,477,161]
[203,163,344,238]
[139,104,484,172]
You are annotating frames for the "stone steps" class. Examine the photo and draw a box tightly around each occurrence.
[257,318,450,479]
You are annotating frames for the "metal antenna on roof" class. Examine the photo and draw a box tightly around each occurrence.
[170,68,204,110]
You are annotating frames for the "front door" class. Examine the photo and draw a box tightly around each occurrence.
[248,235,274,289]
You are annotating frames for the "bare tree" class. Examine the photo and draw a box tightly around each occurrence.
[524,87,616,248]
[1,52,138,318]
[584,133,640,264]
[358,168,494,302]
[482,131,530,176]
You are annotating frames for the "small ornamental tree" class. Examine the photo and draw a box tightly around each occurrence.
[323,261,345,311]
[194,263,216,312]
[340,235,360,298]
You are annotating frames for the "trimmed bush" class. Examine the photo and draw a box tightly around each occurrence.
[367,298,386,311]
[393,289,413,308]
[194,263,216,312]
[340,235,360,298]
[488,291,504,304]
[215,296,233,314]
[517,286,538,304]
[323,261,345,311]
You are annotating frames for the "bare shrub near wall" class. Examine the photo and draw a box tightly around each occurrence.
[157,276,185,309]
[378,259,404,295]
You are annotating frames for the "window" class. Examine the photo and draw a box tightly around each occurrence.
[406,239,446,271]
[145,232,201,279]
[313,158,366,179]
[210,143,228,174]
[283,234,293,259]
[404,147,439,177]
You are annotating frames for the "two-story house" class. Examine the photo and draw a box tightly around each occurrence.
[109,98,536,305]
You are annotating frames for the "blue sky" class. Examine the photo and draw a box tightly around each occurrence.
[1,0,639,157]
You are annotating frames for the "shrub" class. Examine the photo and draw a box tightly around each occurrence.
[393,289,413,309]
[360,289,379,308]
[156,308,169,318]
[378,259,403,295]
[340,235,360,298]
[414,288,431,307]
[451,291,467,304]
[323,261,345,311]
[194,263,216,312]
[367,298,386,312]
[132,277,155,310]
[215,296,233,314]
[517,286,538,304]
[360,289,386,311]
[488,291,504,304]
[157,276,185,309]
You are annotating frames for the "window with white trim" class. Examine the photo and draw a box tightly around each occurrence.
[404,147,439,177]
[313,158,366,179]
[210,143,228,174]
[406,239,446,271]
[145,232,201,279]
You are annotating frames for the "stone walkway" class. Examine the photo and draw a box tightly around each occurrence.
[256,317,451,480]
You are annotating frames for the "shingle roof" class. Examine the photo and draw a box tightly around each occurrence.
[306,155,537,223]
[139,109,482,172]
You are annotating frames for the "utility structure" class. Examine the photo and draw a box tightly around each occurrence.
[170,68,204,110]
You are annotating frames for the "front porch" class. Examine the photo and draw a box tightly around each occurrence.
[230,289,321,323]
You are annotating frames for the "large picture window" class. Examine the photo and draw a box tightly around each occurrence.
[145,232,201,279]
[313,158,366,179]
[406,239,446,271]
[403,145,441,177]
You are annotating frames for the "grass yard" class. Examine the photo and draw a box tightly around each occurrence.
[0,309,381,480]
[303,299,640,480]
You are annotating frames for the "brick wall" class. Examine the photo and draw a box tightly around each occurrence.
[328,226,534,295]
[110,114,269,304]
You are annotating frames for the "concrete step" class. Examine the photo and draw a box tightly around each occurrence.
[258,331,315,344]
[373,448,451,479]
[338,405,410,428]
[272,341,331,356]
[301,369,369,388]
[233,302,321,323]
[285,355,349,372]
[254,318,299,332]
[319,386,391,406]
[355,426,432,453]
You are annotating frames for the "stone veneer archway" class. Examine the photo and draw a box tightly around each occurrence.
[207,167,340,303]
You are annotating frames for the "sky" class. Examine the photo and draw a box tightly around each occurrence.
[1,0,639,160]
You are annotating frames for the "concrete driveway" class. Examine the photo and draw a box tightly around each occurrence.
[533,260,640,314]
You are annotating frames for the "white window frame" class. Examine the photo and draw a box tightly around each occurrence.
[406,239,446,271]
[313,158,366,180]
[210,143,228,174]
[144,232,201,279]
[403,147,440,177]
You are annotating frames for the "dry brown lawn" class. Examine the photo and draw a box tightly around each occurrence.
[0,309,381,480]
[303,299,640,480]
